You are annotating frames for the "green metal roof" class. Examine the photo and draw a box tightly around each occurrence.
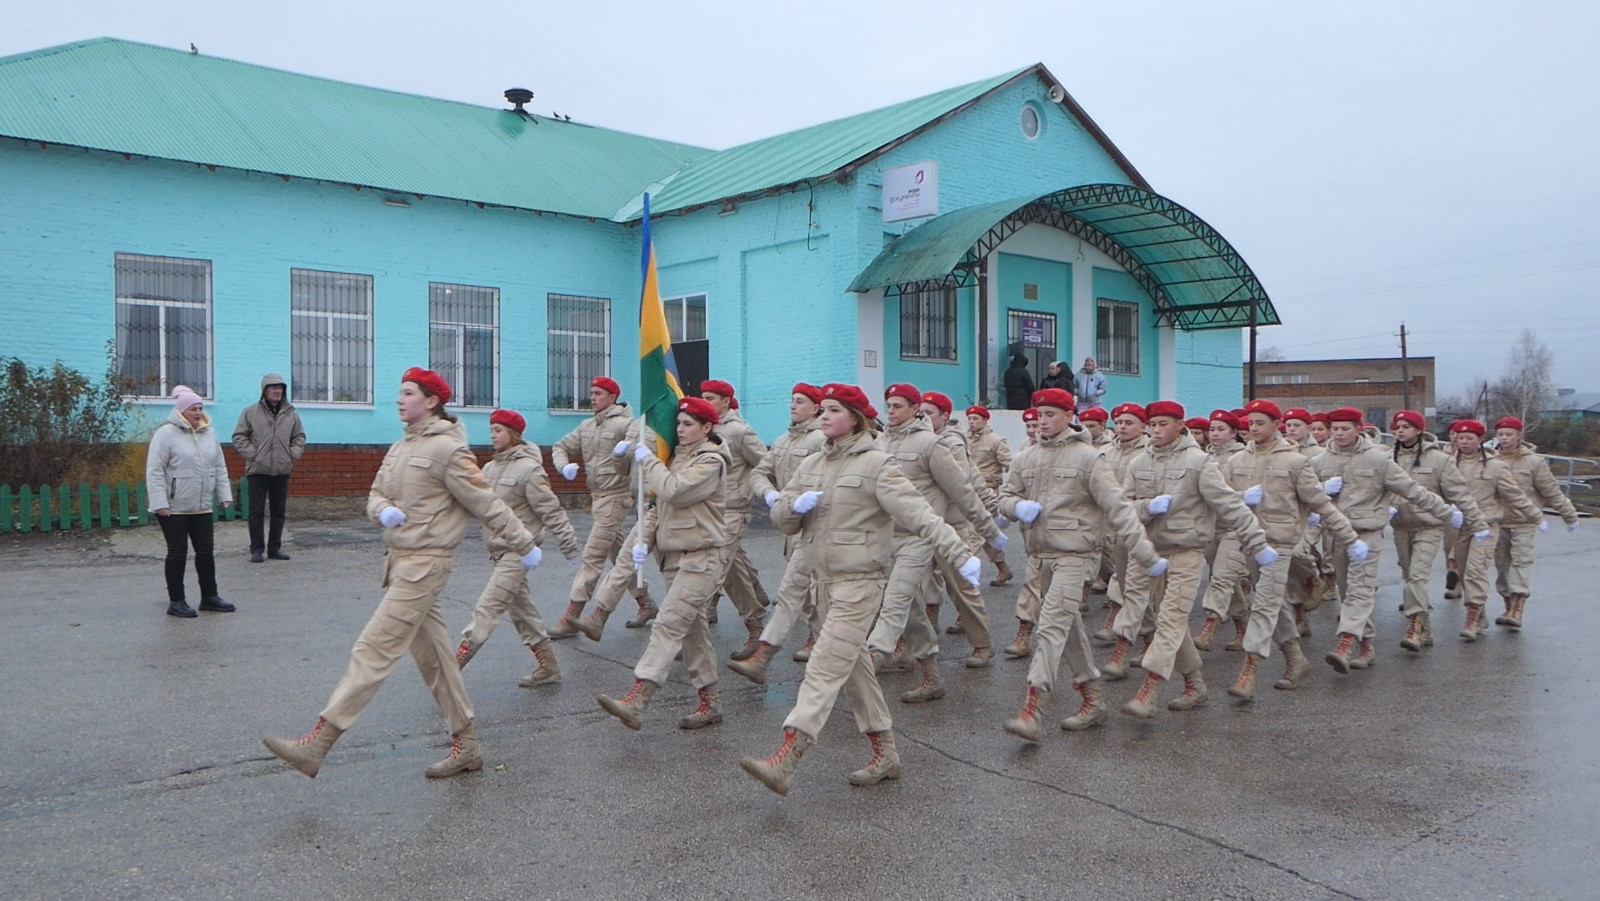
[848,184,1279,331]
[0,38,711,218]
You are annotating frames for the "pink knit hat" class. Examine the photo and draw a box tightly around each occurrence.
[172,387,203,413]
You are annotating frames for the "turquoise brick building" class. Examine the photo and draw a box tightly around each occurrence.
[0,38,1276,447]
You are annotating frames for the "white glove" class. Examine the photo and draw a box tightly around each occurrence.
[520,547,542,569]
[612,439,631,457]
[1388,506,1398,521]
[1307,512,1322,527]
[1568,520,1579,533]
[631,543,650,566]
[377,506,406,528]
[1347,539,1369,562]
[560,463,579,481]
[1324,476,1343,497]
[793,490,823,515]
[1537,519,1549,533]
[1146,494,1172,516]
[958,555,982,588]
[1014,500,1042,524]
[989,531,1007,550]
[1254,546,1280,567]
[1474,529,1492,542]
[633,443,651,463]
[1146,558,1169,577]
[1448,506,1464,529]
[994,514,1010,530]
[764,490,781,509]
[1242,485,1263,507]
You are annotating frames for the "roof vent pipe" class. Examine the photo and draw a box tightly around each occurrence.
[504,88,534,118]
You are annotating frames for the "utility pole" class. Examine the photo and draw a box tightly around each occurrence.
[1398,322,1411,410]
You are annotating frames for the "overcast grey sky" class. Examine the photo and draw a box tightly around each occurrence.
[8,0,1598,403]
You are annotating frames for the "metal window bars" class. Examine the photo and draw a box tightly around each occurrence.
[114,253,212,397]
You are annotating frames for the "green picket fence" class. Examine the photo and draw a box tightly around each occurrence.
[0,478,250,534]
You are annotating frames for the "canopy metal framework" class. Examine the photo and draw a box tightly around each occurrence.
[848,183,1279,331]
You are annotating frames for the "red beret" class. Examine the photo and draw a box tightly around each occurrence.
[1391,410,1425,430]
[1326,407,1363,424]
[1283,408,1313,424]
[965,404,990,419]
[1495,416,1524,432]
[1310,412,1330,424]
[920,391,952,415]
[1112,402,1148,424]
[792,382,824,404]
[1146,400,1184,421]
[885,383,921,406]
[1021,407,1039,422]
[700,379,735,400]
[1231,408,1249,419]
[489,409,526,433]
[1450,419,1486,437]
[1209,409,1241,430]
[823,383,878,420]
[1243,399,1281,420]
[590,376,621,397]
[1032,388,1075,412]
[1077,406,1107,422]
[678,396,720,425]
[402,367,451,405]
[1185,417,1210,431]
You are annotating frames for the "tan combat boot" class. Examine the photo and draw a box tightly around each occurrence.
[1325,632,1358,673]
[728,641,780,685]
[678,685,723,730]
[1274,640,1312,690]
[262,717,344,779]
[740,727,813,796]
[625,594,658,628]
[1419,615,1435,647]
[424,726,482,779]
[1350,638,1376,670]
[1102,636,1133,681]
[1228,654,1260,701]
[1003,620,1035,658]
[1168,670,1209,711]
[597,678,658,731]
[900,656,947,703]
[453,639,479,669]
[1400,614,1426,652]
[547,601,585,639]
[1194,612,1222,652]
[847,730,903,786]
[1060,680,1109,731]
[517,640,561,687]
[965,645,994,669]
[1003,685,1048,743]
[792,631,815,662]
[1224,616,1248,652]
[1121,672,1164,719]
[730,617,765,661]
[1292,603,1311,638]
[1093,603,1121,643]
[1501,594,1527,629]
[574,605,612,642]
[878,640,914,674]
[1460,605,1484,642]
[990,560,1014,587]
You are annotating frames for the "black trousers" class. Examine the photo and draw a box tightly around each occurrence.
[158,512,217,602]
[247,474,291,553]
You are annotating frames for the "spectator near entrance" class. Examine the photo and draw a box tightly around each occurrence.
[1003,354,1036,410]
[1073,357,1107,410]
[1039,360,1071,392]
[232,373,306,563]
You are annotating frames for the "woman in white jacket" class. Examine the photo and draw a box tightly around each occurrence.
[145,387,234,618]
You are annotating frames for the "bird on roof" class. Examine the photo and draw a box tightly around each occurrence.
[189,43,199,54]
[564,114,572,121]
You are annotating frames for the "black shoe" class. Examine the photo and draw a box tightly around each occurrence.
[167,600,198,618]
[268,550,291,561]
[198,596,236,613]
[251,551,265,563]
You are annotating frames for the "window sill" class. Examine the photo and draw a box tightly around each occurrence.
[291,402,378,410]
[898,356,961,366]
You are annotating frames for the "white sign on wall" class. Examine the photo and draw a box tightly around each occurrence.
[882,161,939,222]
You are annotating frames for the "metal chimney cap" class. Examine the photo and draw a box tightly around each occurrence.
[504,88,534,109]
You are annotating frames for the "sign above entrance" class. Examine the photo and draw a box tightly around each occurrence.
[1018,316,1047,346]
[882,161,939,223]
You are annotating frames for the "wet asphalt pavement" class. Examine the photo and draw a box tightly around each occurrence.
[2,511,1597,900]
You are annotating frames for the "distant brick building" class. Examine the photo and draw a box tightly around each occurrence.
[1243,357,1435,426]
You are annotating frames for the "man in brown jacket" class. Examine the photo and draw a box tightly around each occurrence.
[232,373,306,562]
[1196,409,1253,651]
[918,390,1002,658]
[1490,417,1580,628]
[1446,420,1540,638]
[698,380,771,658]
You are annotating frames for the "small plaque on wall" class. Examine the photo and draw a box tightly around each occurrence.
[864,350,878,368]
[1023,283,1038,300]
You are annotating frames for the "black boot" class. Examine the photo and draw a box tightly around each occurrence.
[199,596,236,613]
[167,600,198,618]
[251,551,265,563]
[268,550,291,561]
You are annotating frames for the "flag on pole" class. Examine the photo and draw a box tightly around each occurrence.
[638,194,683,461]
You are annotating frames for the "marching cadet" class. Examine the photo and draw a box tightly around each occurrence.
[1002,407,1047,659]
[1079,406,1113,447]
[740,384,980,795]
[1093,402,1152,642]
[596,397,731,732]
[998,388,1165,742]
[1387,410,1487,652]
[1308,412,1331,446]
[729,383,829,684]
[1445,420,1539,639]
[918,390,1000,656]
[453,409,580,687]
[1112,401,1272,717]
[1186,416,1212,451]
[262,368,539,780]
[1023,406,1041,445]
[697,380,772,659]
[1281,408,1327,640]
[1489,417,1580,628]
[1220,399,1361,701]
[1311,407,1458,672]
[965,404,1016,586]
[1195,409,1253,652]
[549,376,650,636]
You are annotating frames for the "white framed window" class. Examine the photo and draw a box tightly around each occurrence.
[429,282,499,408]
[291,269,373,404]
[663,294,707,343]
[900,285,958,362]
[1096,298,1140,375]
[114,253,213,397]
[548,293,611,411]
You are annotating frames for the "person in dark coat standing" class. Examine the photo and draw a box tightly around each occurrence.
[1003,354,1036,410]
[232,373,306,562]
[1038,360,1072,392]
